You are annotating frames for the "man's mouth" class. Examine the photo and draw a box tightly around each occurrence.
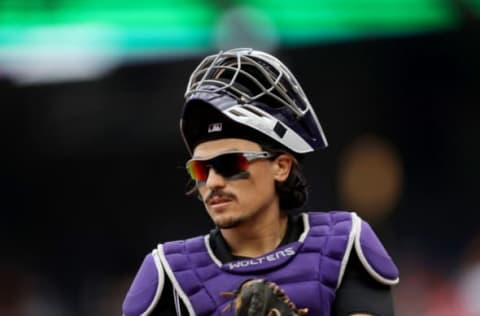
[207,196,232,206]
[205,190,236,206]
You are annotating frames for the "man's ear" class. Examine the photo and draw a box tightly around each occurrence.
[273,154,293,182]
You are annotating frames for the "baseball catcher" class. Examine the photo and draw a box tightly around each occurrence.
[122,48,399,316]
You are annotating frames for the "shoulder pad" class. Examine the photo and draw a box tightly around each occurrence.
[353,213,399,285]
[122,250,165,316]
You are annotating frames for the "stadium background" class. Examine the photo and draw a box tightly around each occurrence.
[1,1,479,315]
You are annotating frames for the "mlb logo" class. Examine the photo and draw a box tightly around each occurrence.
[208,123,222,133]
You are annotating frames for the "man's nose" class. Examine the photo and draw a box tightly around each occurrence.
[205,167,226,188]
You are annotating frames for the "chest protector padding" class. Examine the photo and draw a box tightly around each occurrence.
[159,211,354,316]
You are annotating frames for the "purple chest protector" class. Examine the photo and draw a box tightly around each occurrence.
[122,211,399,316]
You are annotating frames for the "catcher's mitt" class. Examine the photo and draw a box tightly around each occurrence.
[221,279,309,316]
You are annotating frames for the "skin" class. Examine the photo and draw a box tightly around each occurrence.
[193,137,372,316]
[193,138,292,258]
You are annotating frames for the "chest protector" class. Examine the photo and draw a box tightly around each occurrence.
[122,211,399,316]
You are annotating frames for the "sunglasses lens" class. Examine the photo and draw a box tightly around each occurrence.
[214,153,249,178]
[186,160,209,181]
[187,153,249,181]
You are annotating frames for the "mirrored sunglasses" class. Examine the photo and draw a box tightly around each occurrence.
[186,151,273,182]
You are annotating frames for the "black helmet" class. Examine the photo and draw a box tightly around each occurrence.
[180,48,328,154]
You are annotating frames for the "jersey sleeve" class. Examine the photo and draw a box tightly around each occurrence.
[122,250,165,316]
[334,212,399,315]
[333,251,395,315]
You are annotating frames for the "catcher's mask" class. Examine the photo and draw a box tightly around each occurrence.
[180,48,328,155]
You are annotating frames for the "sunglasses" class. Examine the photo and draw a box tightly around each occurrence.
[186,151,273,182]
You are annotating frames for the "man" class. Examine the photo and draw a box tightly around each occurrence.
[122,48,399,316]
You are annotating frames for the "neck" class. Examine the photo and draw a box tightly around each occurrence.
[221,209,289,258]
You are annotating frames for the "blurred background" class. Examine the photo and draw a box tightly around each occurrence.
[1,0,479,315]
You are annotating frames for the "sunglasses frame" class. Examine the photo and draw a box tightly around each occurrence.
[185,150,273,182]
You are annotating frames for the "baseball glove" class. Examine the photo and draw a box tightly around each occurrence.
[221,278,309,316]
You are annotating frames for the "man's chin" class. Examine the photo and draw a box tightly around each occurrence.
[214,217,242,229]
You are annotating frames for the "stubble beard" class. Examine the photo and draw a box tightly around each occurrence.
[214,215,244,229]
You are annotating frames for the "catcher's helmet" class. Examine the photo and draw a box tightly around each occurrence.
[180,48,328,154]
